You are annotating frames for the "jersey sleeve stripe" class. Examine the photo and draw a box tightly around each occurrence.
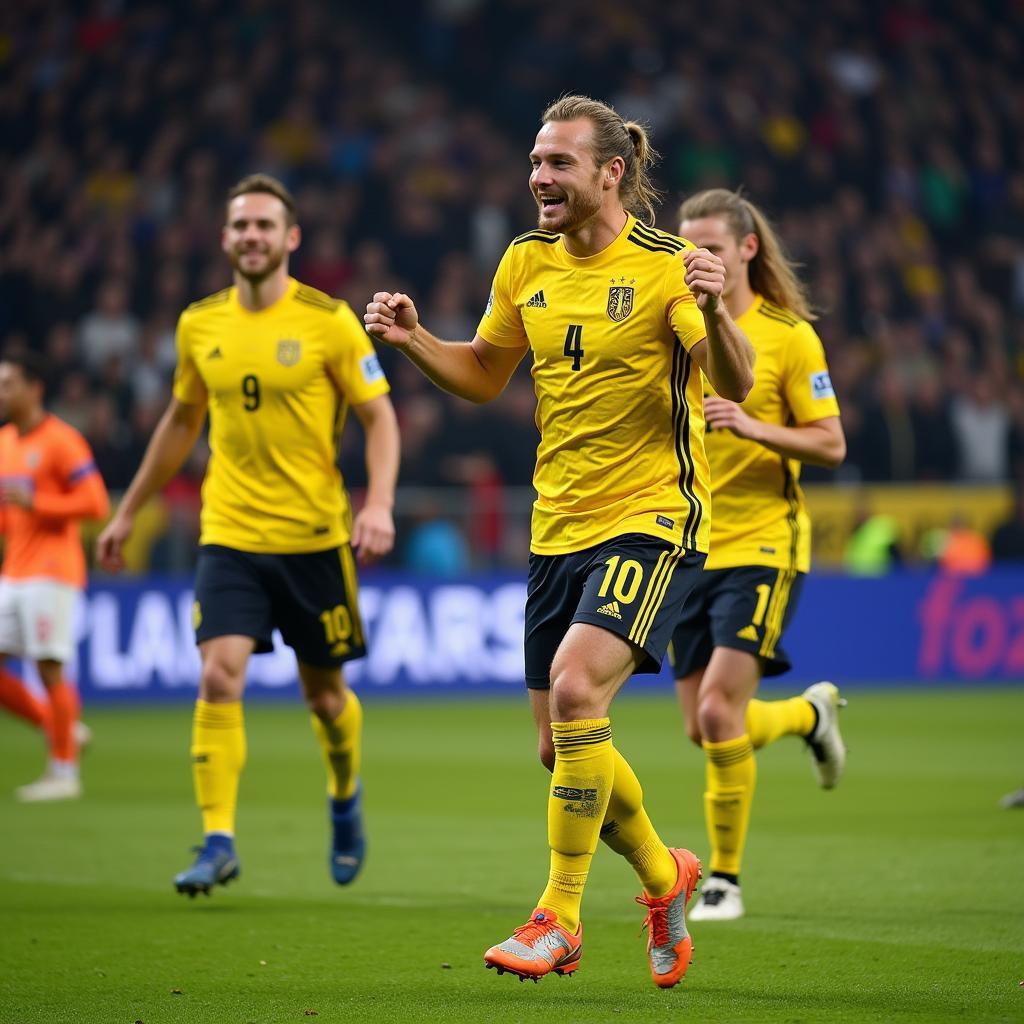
[513,232,560,246]
[629,223,685,251]
[758,305,799,327]
[670,345,703,550]
[186,288,231,311]
[627,231,681,256]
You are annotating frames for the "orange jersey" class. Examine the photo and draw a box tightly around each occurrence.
[0,415,109,587]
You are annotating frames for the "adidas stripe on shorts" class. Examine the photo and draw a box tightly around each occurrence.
[524,532,707,689]
[668,565,806,679]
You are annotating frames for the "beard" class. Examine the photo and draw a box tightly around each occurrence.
[229,244,286,283]
[535,178,602,234]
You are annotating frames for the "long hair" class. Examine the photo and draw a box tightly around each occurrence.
[679,188,815,321]
[542,95,661,226]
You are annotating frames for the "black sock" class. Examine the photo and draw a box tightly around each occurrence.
[710,871,739,886]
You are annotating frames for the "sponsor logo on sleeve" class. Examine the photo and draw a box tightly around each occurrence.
[360,353,384,384]
[484,284,495,317]
[810,371,835,399]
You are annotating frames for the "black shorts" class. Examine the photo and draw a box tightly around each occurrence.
[525,533,707,689]
[668,565,805,679]
[193,544,366,668]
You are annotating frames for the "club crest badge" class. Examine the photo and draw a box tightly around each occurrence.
[606,285,634,322]
[277,339,301,366]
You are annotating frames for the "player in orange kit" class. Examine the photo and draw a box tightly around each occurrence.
[0,351,110,801]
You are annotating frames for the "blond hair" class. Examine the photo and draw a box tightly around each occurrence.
[542,95,661,225]
[226,173,297,225]
[679,188,815,321]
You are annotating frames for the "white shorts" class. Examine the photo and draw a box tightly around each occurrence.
[0,578,80,663]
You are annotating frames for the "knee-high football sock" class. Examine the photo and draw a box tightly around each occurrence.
[703,734,756,878]
[310,689,362,800]
[538,719,614,931]
[46,681,78,768]
[599,747,677,896]
[745,697,816,750]
[0,669,51,732]
[191,700,246,836]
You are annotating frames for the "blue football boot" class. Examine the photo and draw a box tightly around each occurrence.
[330,788,366,885]
[174,834,241,897]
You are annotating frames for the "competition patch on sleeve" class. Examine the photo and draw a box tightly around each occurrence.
[810,371,835,399]
[360,353,385,384]
[484,284,495,317]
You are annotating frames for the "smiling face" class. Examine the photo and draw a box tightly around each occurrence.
[221,192,300,283]
[529,118,608,234]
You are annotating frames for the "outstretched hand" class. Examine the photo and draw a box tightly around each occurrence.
[364,292,420,347]
[683,248,726,313]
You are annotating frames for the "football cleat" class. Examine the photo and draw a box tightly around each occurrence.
[802,681,847,789]
[329,788,366,885]
[74,721,94,752]
[174,837,240,897]
[484,908,582,981]
[636,847,702,988]
[1000,787,1024,809]
[15,772,82,803]
[688,877,744,922]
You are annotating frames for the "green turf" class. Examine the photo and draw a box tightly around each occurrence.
[0,689,1022,1024]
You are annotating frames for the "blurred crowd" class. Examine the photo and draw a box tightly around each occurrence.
[2,0,1023,517]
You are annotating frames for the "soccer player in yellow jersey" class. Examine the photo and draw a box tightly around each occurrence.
[366,96,754,988]
[97,174,399,895]
[668,189,847,922]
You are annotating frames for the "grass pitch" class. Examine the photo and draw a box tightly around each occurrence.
[0,688,1022,1024]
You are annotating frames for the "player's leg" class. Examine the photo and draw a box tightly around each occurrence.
[0,656,51,735]
[176,545,272,896]
[274,545,368,884]
[15,581,83,802]
[691,647,762,921]
[298,662,365,884]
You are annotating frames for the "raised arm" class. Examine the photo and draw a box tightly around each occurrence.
[683,249,755,402]
[96,395,208,571]
[364,292,528,404]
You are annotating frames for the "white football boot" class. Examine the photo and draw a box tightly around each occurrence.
[802,681,847,789]
[688,877,744,922]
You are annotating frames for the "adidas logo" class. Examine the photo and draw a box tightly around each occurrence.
[736,624,759,641]
[207,346,223,360]
[596,601,622,620]
[526,289,547,308]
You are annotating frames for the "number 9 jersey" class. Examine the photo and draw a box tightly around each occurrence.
[173,279,390,553]
[477,214,710,556]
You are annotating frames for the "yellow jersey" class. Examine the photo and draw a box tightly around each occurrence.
[705,295,840,572]
[477,214,710,556]
[172,278,390,553]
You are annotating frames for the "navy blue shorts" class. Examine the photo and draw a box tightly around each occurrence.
[193,544,366,668]
[669,566,805,678]
[525,533,706,689]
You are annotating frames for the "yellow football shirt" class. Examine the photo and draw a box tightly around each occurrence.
[172,278,390,553]
[477,214,710,555]
[704,295,840,572]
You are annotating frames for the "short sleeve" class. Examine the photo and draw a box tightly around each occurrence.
[172,312,206,404]
[476,243,527,348]
[663,253,706,352]
[782,322,841,423]
[325,301,391,404]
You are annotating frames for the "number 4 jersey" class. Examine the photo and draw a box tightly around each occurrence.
[173,278,390,553]
[478,213,710,556]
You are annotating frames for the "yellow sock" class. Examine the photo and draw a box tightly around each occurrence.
[310,689,362,799]
[703,734,756,877]
[191,699,246,836]
[600,747,677,896]
[746,697,816,750]
[538,718,614,931]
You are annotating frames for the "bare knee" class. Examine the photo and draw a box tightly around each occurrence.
[697,689,743,743]
[549,665,600,722]
[199,657,245,703]
[307,687,344,723]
